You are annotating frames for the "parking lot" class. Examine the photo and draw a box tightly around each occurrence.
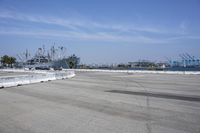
[0,71,200,133]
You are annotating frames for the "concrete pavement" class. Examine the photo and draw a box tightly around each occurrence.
[0,71,200,133]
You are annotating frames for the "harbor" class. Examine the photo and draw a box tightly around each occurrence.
[1,0,200,133]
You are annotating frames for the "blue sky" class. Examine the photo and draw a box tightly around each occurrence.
[0,0,200,64]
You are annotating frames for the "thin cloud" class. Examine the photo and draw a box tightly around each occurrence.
[166,35,200,41]
[0,10,171,34]
[0,11,80,30]
[0,10,196,44]
[0,28,166,43]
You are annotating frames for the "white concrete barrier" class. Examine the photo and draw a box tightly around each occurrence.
[70,69,200,75]
[0,70,75,88]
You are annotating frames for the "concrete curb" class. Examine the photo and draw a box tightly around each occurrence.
[70,69,200,75]
[0,70,75,88]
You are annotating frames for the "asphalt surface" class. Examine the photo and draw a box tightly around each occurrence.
[0,71,200,133]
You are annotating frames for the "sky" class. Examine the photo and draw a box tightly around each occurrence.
[0,0,200,64]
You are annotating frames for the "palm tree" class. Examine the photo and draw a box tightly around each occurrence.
[9,57,16,67]
[1,55,16,67]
